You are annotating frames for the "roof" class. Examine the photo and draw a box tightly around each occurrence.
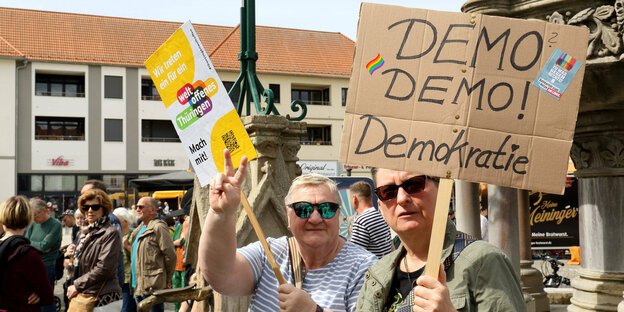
[0,7,354,78]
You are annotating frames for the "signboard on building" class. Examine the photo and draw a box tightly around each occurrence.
[529,177,579,249]
[339,3,589,194]
[144,21,257,186]
[297,160,342,176]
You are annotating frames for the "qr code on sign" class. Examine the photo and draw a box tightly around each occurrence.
[222,130,240,151]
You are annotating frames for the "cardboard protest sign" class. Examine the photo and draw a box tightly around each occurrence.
[340,3,589,194]
[145,21,257,186]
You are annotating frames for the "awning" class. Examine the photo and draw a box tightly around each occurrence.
[152,190,187,199]
[128,170,195,191]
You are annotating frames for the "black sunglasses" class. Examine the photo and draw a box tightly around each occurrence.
[374,175,437,202]
[288,202,340,219]
[81,204,102,211]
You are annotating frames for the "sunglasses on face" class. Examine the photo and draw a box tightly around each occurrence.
[288,202,340,219]
[81,204,102,211]
[374,175,436,202]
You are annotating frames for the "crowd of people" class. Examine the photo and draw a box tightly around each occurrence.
[0,180,192,312]
[1,149,526,312]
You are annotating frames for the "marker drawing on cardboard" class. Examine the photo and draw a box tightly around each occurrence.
[340,3,589,195]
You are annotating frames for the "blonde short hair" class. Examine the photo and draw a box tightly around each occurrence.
[284,174,339,205]
[0,196,32,230]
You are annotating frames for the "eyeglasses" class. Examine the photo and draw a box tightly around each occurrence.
[288,202,340,219]
[135,205,146,210]
[374,175,436,202]
[81,204,102,211]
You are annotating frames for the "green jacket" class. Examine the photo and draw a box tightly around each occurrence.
[356,220,526,312]
[131,218,176,296]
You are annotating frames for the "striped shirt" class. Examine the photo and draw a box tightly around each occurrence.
[350,207,393,258]
[238,236,377,312]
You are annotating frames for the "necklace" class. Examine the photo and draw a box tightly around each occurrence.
[403,255,416,288]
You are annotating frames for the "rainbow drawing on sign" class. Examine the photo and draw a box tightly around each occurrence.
[556,53,576,71]
[366,53,384,75]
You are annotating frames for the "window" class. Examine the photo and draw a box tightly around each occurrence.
[35,117,85,140]
[104,119,123,142]
[141,78,161,101]
[269,84,280,103]
[222,81,240,104]
[291,88,330,105]
[141,119,180,142]
[342,88,348,106]
[301,125,331,145]
[35,73,85,97]
[104,75,123,99]
[44,175,75,192]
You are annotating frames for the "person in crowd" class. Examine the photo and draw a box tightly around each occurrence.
[25,198,62,312]
[66,189,122,309]
[113,207,138,312]
[61,209,80,247]
[132,196,176,312]
[81,179,125,290]
[172,190,192,312]
[199,150,377,312]
[348,181,393,259]
[75,209,85,232]
[0,196,54,311]
[164,215,176,237]
[356,168,525,311]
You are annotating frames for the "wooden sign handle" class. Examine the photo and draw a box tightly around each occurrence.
[239,189,287,285]
[424,178,454,279]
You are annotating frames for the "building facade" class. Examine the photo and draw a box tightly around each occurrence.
[0,7,360,209]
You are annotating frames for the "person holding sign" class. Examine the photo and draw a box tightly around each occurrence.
[355,168,525,311]
[199,150,377,312]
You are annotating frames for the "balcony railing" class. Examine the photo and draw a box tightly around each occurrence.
[35,135,85,141]
[35,91,85,97]
[141,95,162,101]
[300,140,331,145]
[141,137,181,143]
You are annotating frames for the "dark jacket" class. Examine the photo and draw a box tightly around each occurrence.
[72,221,122,297]
[131,218,176,296]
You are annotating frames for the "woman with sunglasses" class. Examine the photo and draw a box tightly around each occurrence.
[66,189,123,310]
[198,149,377,312]
[356,168,525,312]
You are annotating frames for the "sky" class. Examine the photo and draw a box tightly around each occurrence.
[2,0,466,40]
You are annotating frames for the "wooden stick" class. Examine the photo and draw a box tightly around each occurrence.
[239,189,287,285]
[424,178,454,279]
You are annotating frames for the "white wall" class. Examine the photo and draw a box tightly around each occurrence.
[31,62,89,171]
[0,59,16,199]
[101,66,127,170]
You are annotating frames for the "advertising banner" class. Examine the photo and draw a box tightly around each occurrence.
[529,178,579,249]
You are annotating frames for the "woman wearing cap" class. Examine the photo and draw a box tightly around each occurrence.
[66,189,122,309]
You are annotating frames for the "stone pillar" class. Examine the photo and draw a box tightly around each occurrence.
[488,185,521,275]
[191,115,305,312]
[519,189,550,312]
[454,181,482,239]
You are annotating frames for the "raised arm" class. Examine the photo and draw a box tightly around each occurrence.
[198,149,255,296]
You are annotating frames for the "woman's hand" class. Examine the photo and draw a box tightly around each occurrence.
[209,149,248,216]
[411,264,457,312]
[277,284,317,312]
[67,285,78,300]
[27,292,40,305]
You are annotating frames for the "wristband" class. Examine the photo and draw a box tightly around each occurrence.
[315,305,324,312]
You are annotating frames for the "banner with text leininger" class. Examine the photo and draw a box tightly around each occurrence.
[339,3,589,194]
[145,21,257,186]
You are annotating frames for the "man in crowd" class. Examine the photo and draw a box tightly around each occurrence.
[25,198,62,312]
[199,150,377,311]
[348,181,393,259]
[356,168,525,311]
[60,209,80,246]
[132,196,176,312]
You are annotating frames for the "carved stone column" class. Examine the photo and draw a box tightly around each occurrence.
[191,115,304,312]
[462,1,624,311]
